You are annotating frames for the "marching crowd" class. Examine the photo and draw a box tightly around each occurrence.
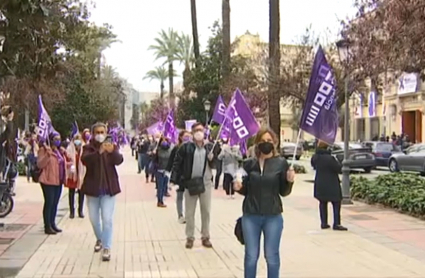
[17,119,353,278]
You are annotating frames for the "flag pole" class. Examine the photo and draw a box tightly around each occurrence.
[209,117,227,155]
[290,129,302,168]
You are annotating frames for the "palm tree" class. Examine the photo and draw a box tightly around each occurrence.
[222,0,231,79]
[176,33,194,92]
[144,66,178,98]
[148,29,180,105]
[190,0,200,67]
[268,0,281,147]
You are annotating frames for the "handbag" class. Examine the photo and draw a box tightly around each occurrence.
[184,157,207,196]
[234,217,244,245]
[30,165,42,183]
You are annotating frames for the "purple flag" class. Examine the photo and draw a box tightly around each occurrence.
[37,95,57,142]
[185,119,197,131]
[147,121,164,135]
[163,109,177,143]
[71,121,79,138]
[299,46,339,144]
[212,95,227,124]
[222,89,260,144]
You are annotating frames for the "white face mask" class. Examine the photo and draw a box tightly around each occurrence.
[193,131,204,141]
[95,134,105,143]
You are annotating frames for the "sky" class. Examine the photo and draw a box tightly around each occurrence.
[90,0,357,94]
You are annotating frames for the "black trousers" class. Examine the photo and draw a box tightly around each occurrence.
[214,160,222,189]
[319,201,341,227]
[68,188,84,213]
[40,184,62,229]
[223,173,234,195]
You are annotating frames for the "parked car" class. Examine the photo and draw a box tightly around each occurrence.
[388,143,425,174]
[361,141,402,167]
[281,142,303,160]
[312,142,376,173]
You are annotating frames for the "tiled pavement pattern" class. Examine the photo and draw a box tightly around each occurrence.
[2,149,425,278]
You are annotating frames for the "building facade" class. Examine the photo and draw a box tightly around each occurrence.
[350,72,423,142]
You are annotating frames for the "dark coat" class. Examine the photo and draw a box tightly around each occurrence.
[312,148,342,202]
[170,141,215,184]
[237,157,293,215]
[80,141,123,197]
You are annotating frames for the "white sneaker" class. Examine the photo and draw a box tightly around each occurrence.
[178,216,186,224]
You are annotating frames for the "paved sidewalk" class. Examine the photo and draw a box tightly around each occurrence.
[6,149,425,278]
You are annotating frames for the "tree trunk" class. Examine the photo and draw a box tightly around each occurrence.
[160,80,164,98]
[268,0,281,147]
[183,65,191,95]
[222,0,231,79]
[168,62,174,107]
[190,0,200,68]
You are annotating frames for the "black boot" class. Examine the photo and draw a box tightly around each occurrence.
[78,191,85,218]
[51,224,62,233]
[69,189,75,219]
[44,226,57,235]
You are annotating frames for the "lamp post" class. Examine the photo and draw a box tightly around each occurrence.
[336,39,353,205]
[203,99,211,124]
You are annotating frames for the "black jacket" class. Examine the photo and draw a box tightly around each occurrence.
[170,141,215,184]
[237,157,293,215]
[312,148,342,202]
[137,140,150,154]
[166,146,184,191]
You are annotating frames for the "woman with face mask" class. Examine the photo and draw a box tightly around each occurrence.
[65,133,87,219]
[37,132,69,235]
[166,130,192,223]
[82,129,91,144]
[233,128,295,278]
[153,136,172,207]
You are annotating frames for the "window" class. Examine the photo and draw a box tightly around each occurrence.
[376,143,395,152]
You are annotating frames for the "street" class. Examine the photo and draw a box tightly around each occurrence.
[0,149,425,278]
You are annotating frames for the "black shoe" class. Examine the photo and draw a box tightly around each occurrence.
[52,226,62,233]
[333,225,348,231]
[44,227,57,235]
[70,211,75,219]
[321,224,331,229]
[78,211,84,218]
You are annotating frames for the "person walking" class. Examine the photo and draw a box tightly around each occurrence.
[65,133,86,219]
[153,136,172,208]
[166,130,192,224]
[24,133,38,182]
[136,135,150,180]
[233,127,295,278]
[170,122,215,249]
[218,143,242,198]
[213,138,225,189]
[311,141,348,231]
[37,132,68,235]
[80,122,123,262]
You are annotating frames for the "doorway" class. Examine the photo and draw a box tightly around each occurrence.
[356,118,365,141]
[402,110,422,143]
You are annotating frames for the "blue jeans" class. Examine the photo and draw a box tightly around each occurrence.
[138,153,149,174]
[242,214,284,278]
[40,184,63,228]
[86,195,116,249]
[155,171,168,204]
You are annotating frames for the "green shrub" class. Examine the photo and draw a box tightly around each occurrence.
[17,161,26,176]
[292,164,306,174]
[350,173,425,217]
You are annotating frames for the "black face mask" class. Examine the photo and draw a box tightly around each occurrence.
[257,142,274,155]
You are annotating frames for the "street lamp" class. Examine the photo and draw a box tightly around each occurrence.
[336,39,353,205]
[203,99,211,124]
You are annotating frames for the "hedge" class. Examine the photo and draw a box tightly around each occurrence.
[350,173,425,217]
